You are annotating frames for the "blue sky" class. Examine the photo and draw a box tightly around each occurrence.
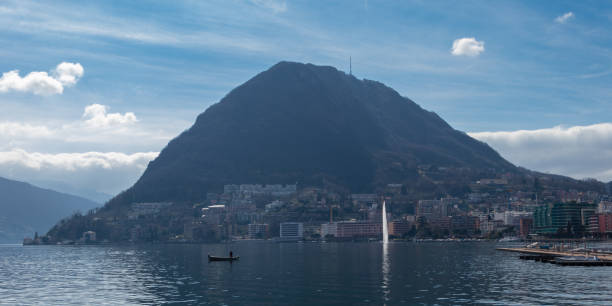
[1,0,611,201]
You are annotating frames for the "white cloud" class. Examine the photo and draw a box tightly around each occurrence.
[82,104,137,128]
[451,37,485,57]
[555,12,574,24]
[0,70,63,95]
[0,122,53,139]
[0,62,83,95]
[0,104,144,147]
[0,149,157,171]
[54,62,84,86]
[469,123,612,182]
[0,149,158,197]
[0,103,172,197]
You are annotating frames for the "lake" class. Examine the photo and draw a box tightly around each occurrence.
[1,242,611,305]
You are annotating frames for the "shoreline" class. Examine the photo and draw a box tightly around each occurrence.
[17,238,612,247]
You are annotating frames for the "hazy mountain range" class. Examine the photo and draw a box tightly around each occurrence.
[26,179,113,204]
[0,176,99,243]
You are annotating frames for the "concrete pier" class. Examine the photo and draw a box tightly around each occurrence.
[497,247,612,262]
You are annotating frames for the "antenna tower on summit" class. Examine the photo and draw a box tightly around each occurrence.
[349,56,352,75]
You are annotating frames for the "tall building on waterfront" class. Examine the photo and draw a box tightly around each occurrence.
[335,221,382,239]
[248,223,269,239]
[279,222,304,241]
[534,202,596,235]
[519,218,533,237]
[320,221,382,239]
[587,214,612,236]
[389,220,413,237]
[533,205,553,234]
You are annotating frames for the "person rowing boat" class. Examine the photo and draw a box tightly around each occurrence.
[208,252,239,262]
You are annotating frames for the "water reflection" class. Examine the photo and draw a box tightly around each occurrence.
[381,242,390,305]
[3,242,612,305]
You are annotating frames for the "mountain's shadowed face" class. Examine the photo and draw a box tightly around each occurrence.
[119,61,513,203]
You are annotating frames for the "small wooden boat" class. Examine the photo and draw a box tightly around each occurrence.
[208,254,240,262]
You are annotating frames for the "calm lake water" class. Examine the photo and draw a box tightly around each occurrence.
[1,241,611,305]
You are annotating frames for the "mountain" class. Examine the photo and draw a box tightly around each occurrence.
[106,61,515,207]
[28,179,113,204]
[0,177,99,243]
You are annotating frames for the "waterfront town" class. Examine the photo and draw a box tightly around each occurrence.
[31,170,612,245]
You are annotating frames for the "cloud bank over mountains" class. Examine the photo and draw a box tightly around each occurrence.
[0,62,83,95]
[470,123,612,182]
[0,150,157,172]
[0,104,160,149]
[0,103,166,200]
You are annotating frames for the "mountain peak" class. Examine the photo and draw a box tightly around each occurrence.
[269,61,343,73]
[108,61,514,205]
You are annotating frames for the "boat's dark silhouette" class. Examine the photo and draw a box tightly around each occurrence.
[208,254,240,262]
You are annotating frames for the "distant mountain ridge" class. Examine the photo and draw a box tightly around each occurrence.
[0,177,99,243]
[28,178,113,204]
[105,61,515,207]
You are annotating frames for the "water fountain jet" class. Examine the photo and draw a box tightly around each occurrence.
[382,200,389,244]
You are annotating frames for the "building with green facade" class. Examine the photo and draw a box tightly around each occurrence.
[533,202,596,236]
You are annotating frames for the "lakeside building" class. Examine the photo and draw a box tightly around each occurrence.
[449,216,479,233]
[389,220,413,237]
[428,216,451,231]
[580,206,597,227]
[335,221,382,239]
[248,223,269,239]
[494,211,532,227]
[587,214,612,235]
[279,222,304,241]
[303,224,322,238]
[82,231,96,242]
[321,221,382,239]
[321,222,337,238]
[598,201,612,213]
[416,199,450,220]
[533,202,597,235]
[533,205,553,234]
[519,218,533,237]
[479,216,504,234]
[201,204,226,225]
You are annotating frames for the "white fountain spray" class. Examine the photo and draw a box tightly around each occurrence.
[382,200,389,244]
[381,200,390,304]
